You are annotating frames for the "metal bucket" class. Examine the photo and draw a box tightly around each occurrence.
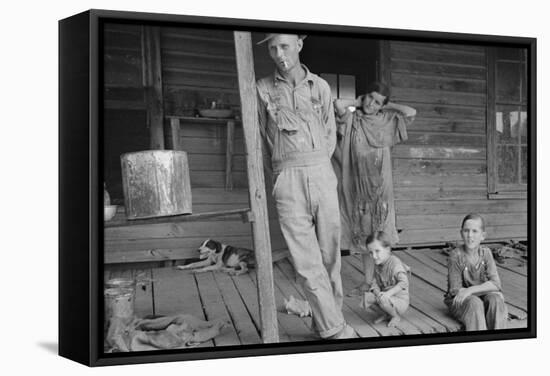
[104,278,136,322]
[121,150,193,219]
[106,277,135,290]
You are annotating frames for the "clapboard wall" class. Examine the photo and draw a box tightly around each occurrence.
[103,24,149,198]
[161,27,241,116]
[387,41,527,245]
[103,25,287,263]
[102,25,528,263]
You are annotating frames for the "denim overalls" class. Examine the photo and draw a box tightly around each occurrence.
[257,66,345,338]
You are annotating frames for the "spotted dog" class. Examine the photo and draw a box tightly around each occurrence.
[177,239,255,275]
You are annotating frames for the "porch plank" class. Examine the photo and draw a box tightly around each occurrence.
[249,271,315,342]
[271,263,318,339]
[493,260,528,277]
[133,268,154,318]
[212,271,262,345]
[152,267,213,347]
[397,303,447,334]
[277,259,381,338]
[195,272,242,346]
[230,272,292,342]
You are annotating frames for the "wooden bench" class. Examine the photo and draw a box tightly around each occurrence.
[104,188,288,265]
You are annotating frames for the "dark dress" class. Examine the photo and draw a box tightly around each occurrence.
[332,108,413,252]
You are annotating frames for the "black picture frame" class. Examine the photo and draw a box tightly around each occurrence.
[59,9,536,367]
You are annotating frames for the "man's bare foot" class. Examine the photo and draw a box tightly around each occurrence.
[373,315,388,325]
[328,324,358,340]
[387,316,400,328]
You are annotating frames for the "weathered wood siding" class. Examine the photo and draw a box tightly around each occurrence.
[388,41,527,245]
[103,26,528,262]
[104,24,145,110]
[159,27,286,258]
[103,26,286,263]
[161,27,241,115]
[103,24,149,199]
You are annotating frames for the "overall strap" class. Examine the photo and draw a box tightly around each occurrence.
[308,79,327,121]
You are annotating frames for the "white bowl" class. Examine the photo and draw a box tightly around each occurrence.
[198,108,233,119]
[104,205,118,221]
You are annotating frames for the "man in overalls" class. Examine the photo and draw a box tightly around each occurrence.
[256,33,356,339]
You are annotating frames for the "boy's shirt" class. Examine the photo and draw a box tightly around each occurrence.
[445,245,503,305]
[372,254,410,302]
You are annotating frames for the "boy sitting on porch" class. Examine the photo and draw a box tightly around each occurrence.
[360,231,410,327]
[444,213,508,331]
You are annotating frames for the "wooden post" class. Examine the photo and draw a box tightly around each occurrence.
[378,40,391,87]
[170,118,181,150]
[486,47,497,194]
[233,31,279,343]
[225,120,235,190]
[142,26,165,150]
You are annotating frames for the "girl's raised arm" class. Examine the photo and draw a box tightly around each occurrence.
[334,97,362,117]
[384,101,417,118]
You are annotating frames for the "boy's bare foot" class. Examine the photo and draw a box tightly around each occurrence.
[360,299,371,311]
[373,315,388,325]
[387,316,401,328]
[347,282,371,297]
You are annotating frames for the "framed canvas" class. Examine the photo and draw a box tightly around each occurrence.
[59,9,536,367]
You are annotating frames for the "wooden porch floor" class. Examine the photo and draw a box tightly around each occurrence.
[105,248,528,347]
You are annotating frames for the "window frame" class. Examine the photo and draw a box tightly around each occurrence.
[486,47,528,200]
[320,72,357,100]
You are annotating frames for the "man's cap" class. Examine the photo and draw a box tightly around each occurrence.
[257,33,307,45]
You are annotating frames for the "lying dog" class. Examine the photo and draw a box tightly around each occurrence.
[177,239,255,275]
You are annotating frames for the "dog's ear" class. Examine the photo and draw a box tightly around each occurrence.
[199,239,210,250]
[206,240,222,253]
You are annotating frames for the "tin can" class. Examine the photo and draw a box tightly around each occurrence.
[104,278,136,323]
[104,287,135,321]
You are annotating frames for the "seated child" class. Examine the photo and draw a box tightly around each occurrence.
[360,231,410,327]
[444,213,508,331]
